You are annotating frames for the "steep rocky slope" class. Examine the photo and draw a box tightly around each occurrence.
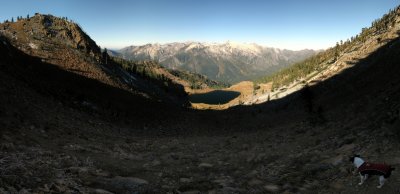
[250,6,400,105]
[118,42,318,83]
[0,14,117,84]
[1,7,400,194]
[0,14,223,107]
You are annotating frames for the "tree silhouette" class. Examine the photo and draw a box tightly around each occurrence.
[334,42,340,62]
[102,48,108,64]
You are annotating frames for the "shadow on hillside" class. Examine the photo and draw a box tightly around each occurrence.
[0,36,184,128]
[1,33,400,136]
[215,33,400,131]
[189,90,241,104]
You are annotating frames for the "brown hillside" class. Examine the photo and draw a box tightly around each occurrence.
[0,14,130,90]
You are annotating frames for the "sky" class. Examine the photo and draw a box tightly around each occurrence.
[0,0,398,50]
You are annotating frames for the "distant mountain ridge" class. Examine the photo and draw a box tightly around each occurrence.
[117,42,319,83]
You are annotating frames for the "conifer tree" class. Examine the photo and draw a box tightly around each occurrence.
[334,42,340,62]
[102,48,108,64]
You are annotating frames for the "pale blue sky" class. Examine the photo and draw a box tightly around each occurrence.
[1,0,398,50]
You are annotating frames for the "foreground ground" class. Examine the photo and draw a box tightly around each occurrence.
[1,106,400,194]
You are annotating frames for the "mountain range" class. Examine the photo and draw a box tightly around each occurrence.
[116,42,319,83]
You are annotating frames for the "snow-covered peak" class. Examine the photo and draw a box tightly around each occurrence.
[119,41,318,83]
[123,42,270,57]
[220,41,264,55]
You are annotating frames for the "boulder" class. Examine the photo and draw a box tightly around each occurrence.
[181,190,200,194]
[198,163,213,168]
[248,178,263,186]
[92,188,114,194]
[330,155,344,166]
[264,184,280,193]
[330,181,344,190]
[180,178,192,183]
[94,176,148,193]
[336,143,356,154]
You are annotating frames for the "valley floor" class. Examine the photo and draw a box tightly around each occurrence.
[2,112,400,193]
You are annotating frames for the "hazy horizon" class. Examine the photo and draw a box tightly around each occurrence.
[111,40,325,51]
[1,0,398,50]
